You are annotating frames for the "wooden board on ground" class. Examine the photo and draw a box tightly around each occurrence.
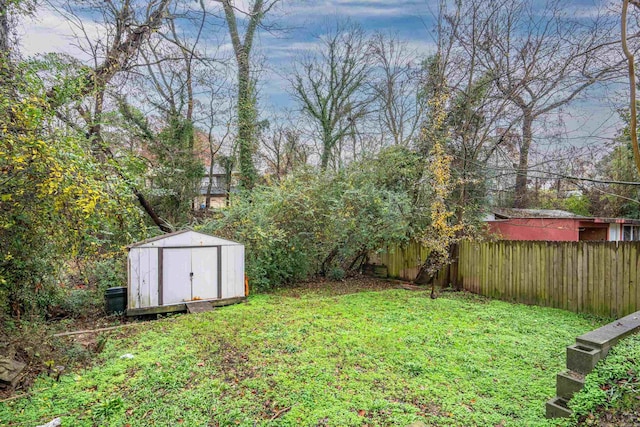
[186,301,215,313]
[126,297,247,316]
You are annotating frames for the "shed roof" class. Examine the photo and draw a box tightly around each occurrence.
[493,208,584,219]
[488,209,640,225]
[128,230,241,248]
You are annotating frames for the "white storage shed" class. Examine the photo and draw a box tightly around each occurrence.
[127,230,245,315]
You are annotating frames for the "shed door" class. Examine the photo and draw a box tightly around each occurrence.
[191,247,218,300]
[162,248,192,304]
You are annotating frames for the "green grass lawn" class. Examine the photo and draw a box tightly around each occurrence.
[1,286,605,426]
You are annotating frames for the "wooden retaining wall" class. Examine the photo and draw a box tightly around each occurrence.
[372,240,640,318]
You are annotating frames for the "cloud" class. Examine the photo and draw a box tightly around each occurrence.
[14,0,621,152]
[287,0,428,19]
[18,6,105,61]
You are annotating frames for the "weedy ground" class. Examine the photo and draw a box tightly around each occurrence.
[0,279,606,426]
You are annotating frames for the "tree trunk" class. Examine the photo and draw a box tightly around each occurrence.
[0,0,9,58]
[237,59,257,189]
[514,110,533,208]
[89,88,106,161]
[320,128,332,170]
[134,189,172,233]
[205,158,215,209]
[223,158,234,207]
[0,1,16,105]
[321,247,339,276]
[225,179,232,206]
[456,158,467,225]
[347,249,367,272]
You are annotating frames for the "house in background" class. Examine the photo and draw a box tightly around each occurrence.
[485,208,640,242]
[196,165,236,209]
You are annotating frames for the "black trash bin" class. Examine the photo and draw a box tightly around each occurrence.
[105,287,127,314]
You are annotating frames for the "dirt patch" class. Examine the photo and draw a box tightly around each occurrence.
[277,275,403,297]
[579,408,640,426]
[0,313,137,400]
[210,338,256,384]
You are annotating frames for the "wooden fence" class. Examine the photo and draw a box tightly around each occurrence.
[369,242,429,281]
[459,240,640,318]
[368,241,451,287]
[371,240,640,318]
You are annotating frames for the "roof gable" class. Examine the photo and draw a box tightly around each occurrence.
[128,230,241,248]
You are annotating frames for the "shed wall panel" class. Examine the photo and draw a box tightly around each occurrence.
[237,246,245,296]
[148,249,159,307]
[128,247,160,309]
[128,249,140,309]
[139,248,152,309]
[220,247,233,298]
[189,233,233,247]
[221,246,245,298]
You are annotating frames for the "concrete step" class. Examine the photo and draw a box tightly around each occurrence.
[185,301,215,313]
[566,343,601,375]
[548,311,640,419]
[546,396,572,418]
[557,370,585,400]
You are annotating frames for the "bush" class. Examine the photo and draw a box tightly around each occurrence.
[88,256,128,292]
[199,154,418,291]
[328,267,345,281]
[47,254,128,319]
[53,288,103,319]
[0,59,144,318]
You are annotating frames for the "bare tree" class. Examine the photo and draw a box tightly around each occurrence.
[218,0,280,190]
[259,117,309,180]
[456,0,624,208]
[369,32,426,147]
[430,0,519,220]
[203,93,234,208]
[291,21,373,170]
[0,0,32,94]
[407,1,516,225]
[45,0,173,231]
[46,0,171,107]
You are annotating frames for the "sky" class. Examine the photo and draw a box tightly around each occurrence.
[17,0,624,150]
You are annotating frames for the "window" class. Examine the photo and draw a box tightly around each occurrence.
[623,225,640,241]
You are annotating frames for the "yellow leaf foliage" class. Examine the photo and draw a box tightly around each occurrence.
[419,88,462,275]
